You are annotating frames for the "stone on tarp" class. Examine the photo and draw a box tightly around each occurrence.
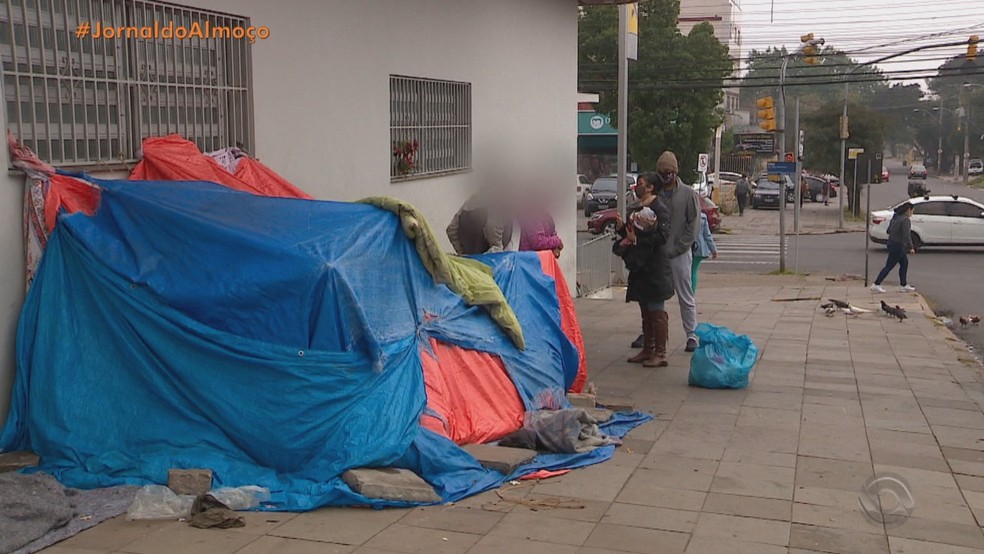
[342,468,441,503]
[462,443,537,474]
[168,469,213,496]
[566,392,596,408]
[585,407,614,423]
[0,451,39,473]
[595,395,635,412]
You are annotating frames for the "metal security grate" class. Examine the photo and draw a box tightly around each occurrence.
[390,75,470,181]
[0,0,253,168]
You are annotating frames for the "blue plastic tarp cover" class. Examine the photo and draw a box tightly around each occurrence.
[0,174,650,510]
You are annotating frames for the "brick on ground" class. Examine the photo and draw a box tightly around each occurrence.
[168,468,213,496]
[462,444,537,474]
[342,468,441,503]
[567,392,597,408]
[595,396,635,412]
[0,451,39,473]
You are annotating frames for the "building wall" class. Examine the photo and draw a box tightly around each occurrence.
[0,0,579,427]
[678,0,742,127]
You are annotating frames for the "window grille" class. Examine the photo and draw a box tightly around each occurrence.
[0,0,253,168]
[389,75,470,181]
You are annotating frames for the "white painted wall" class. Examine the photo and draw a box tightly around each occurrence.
[0,0,579,428]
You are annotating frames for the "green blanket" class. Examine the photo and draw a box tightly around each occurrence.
[357,196,525,350]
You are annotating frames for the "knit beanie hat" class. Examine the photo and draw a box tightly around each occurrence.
[656,151,679,173]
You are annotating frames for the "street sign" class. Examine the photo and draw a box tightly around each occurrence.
[734,133,776,154]
[698,153,709,173]
[767,161,797,174]
[848,148,864,160]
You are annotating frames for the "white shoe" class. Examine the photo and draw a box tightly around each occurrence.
[870,284,886,293]
[899,285,916,292]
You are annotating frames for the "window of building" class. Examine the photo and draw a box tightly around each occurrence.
[389,75,471,181]
[1,0,253,168]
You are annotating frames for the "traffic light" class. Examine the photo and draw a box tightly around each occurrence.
[800,33,823,65]
[757,96,776,132]
[969,35,979,63]
[785,152,795,163]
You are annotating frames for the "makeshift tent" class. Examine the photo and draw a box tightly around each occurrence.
[2,136,648,511]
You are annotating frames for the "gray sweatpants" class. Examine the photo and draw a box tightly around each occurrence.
[669,250,697,340]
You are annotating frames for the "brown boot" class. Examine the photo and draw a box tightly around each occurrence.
[644,310,669,367]
[627,311,653,363]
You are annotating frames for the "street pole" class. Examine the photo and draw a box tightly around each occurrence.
[964,101,971,186]
[713,124,723,196]
[617,5,628,223]
[937,95,945,177]
[853,157,859,219]
[778,56,788,273]
[794,96,801,233]
[839,81,847,229]
[864,159,872,286]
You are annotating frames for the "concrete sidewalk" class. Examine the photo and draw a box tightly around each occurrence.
[720,199,864,236]
[41,273,984,554]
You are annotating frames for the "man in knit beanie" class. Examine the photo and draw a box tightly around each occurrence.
[655,151,702,352]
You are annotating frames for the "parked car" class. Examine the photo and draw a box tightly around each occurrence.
[576,174,591,208]
[803,175,830,202]
[587,195,722,235]
[869,195,984,249]
[693,171,711,197]
[969,159,983,177]
[583,176,633,216]
[750,175,796,209]
[908,164,928,179]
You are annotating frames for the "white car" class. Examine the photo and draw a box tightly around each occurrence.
[969,159,983,177]
[576,174,591,208]
[869,196,984,249]
[693,171,710,197]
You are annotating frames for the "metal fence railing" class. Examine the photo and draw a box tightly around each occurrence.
[576,232,623,298]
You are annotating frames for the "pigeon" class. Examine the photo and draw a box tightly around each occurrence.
[820,302,834,310]
[828,299,851,310]
[824,306,837,317]
[880,301,907,322]
[960,315,982,328]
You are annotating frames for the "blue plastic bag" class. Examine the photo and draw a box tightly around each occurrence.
[688,323,759,389]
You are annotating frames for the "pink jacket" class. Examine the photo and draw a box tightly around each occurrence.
[519,214,563,252]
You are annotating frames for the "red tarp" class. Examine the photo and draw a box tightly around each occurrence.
[129,134,313,200]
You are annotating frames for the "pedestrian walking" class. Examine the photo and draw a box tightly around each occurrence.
[871,201,916,293]
[735,173,750,216]
[613,176,674,367]
[691,212,718,292]
[655,151,702,353]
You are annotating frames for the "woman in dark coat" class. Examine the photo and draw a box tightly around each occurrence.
[613,174,675,367]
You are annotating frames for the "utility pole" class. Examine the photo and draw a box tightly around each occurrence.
[778,56,788,273]
[937,95,945,177]
[617,5,628,223]
[794,96,801,233]
[964,90,971,186]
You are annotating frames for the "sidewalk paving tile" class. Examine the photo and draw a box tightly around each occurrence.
[488,511,595,546]
[701,492,791,521]
[887,537,984,554]
[237,536,355,554]
[692,512,790,545]
[792,502,880,533]
[684,536,788,554]
[469,535,579,554]
[886,518,984,550]
[600,503,699,533]
[116,524,260,554]
[361,524,480,554]
[397,505,504,535]
[270,507,408,545]
[789,524,890,554]
[711,461,796,500]
[582,523,689,554]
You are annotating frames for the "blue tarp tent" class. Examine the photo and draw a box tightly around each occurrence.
[1,173,649,510]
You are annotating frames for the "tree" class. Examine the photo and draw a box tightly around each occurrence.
[739,46,886,154]
[803,101,886,213]
[928,53,984,172]
[868,83,924,157]
[578,0,733,182]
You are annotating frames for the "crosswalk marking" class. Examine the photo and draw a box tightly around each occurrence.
[704,234,786,265]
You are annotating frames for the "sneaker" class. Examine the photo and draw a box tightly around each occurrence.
[685,337,698,352]
[870,284,886,293]
[899,285,916,292]
[631,334,644,348]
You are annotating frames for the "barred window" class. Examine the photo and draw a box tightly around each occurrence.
[389,75,470,181]
[0,0,253,168]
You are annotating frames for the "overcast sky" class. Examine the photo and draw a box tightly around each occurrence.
[737,0,984,88]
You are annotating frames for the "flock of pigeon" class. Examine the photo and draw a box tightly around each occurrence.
[818,298,981,328]
[819,298,906,322]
